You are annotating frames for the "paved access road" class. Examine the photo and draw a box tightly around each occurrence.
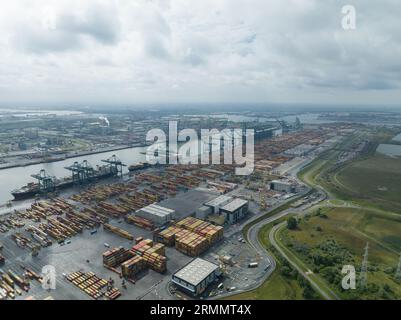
[269,222,340,300]
[216,189,314,299]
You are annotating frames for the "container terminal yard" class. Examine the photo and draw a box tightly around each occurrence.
[2,0,401,309]
[0,121,350,300]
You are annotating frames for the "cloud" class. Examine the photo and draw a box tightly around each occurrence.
[0,0,401,106]
[11,1,120,54]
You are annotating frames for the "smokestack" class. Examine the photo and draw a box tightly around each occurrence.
[99,116,110,127]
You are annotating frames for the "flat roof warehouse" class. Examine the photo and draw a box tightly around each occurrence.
[173,258,219,287]
[220,198,248,212]
[204,195,232,207]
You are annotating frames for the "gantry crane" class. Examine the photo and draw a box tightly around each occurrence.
[64,160,95,185]
[101,154,126,178]
[31,169,55,193]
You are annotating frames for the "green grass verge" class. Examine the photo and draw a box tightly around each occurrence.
[242,191,314,241]
[225,215,320,300]
[281,206,401,299]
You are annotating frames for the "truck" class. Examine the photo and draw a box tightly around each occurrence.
[248,262,259,268]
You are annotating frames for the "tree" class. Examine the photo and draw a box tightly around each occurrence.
[287,217,298,230]
[281,266,292,278]
[303,283,318,300]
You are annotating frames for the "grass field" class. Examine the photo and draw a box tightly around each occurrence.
[297,127,401,214]
[290,128,401,299]
[336,153,401,212]
[281,206,401,299]
[230,128,401,300]
[225,269,304,300]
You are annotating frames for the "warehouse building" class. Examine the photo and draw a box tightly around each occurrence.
[270,180,294,193]
[284,144,316,156]
[172,258,220,296]
[219,198,249,224]
[204,195,233,214]
[135,204,175,226]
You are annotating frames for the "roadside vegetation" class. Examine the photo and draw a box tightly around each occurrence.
[280,206,401,299]
[229,127,401,300]
[282,127,401,299]
[227,216,322,300]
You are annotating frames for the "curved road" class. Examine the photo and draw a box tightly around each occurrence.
[219,188,315,299]
[269,222,340,300]
[232,143,348,300]
[219,152,339,299]
[216,208,290,299]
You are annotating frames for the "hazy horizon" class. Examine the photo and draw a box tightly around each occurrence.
[2,102,401,114]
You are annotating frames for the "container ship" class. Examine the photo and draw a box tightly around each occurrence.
[11,167,116,201]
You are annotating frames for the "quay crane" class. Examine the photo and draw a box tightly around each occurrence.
[31,169,56,194]
[64,160,95,185]
[101,155,126,178]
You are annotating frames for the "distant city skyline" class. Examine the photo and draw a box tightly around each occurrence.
[0,1,400,107]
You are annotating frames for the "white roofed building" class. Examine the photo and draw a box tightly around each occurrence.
[219,198,249,224]
[172,258,220,296]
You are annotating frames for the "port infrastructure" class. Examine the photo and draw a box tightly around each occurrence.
[64,160,95,185]
[101,154,126,178]
[31,169,56,193]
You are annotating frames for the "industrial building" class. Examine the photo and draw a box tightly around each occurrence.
[204,195,233,214]
[202,195,249,224]
[284,144,316,156]
[135,204,175,226]
[219,198,249,224]
[172,258,220,296]
[270,180,295,193]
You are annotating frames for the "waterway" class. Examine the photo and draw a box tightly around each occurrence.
[376,144,401,157]
[0,146,147,204]
[392,132,401,142]
[0,108,83,117]
[209,113,335,124]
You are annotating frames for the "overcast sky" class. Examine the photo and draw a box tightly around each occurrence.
[0,0,400,107]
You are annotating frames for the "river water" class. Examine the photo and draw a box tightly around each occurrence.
[0,146,147,204]
[377,144,401,157]
[392,132,401,142]
[210,113,335,124]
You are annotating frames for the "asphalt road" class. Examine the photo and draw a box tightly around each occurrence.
[218,140,344,300]
[217,170,329,299]
[269,222,340,300]
[216,189,313,299]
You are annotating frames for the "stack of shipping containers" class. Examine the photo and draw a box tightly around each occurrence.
[103,247,133,268]
[155,217,224,257]
[131,239,167,273]
[135,204,175,226]
[121,256,146,278]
